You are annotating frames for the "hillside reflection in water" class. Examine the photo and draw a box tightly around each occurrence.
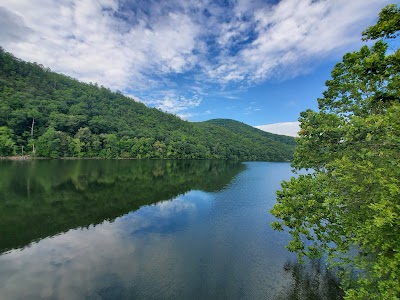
[0,160,342,299]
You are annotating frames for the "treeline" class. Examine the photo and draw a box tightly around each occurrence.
[0,48,294,161]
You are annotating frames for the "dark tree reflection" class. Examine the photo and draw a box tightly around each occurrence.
[276,259,344,300]
[0,159,246,253]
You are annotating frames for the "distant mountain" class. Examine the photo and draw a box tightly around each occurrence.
[195,119,295,161]
[0,48,295,161]
[204,119,296,145]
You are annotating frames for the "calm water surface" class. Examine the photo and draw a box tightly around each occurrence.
[0,160,342,299]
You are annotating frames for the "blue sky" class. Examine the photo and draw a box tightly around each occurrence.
[0,0,393,135]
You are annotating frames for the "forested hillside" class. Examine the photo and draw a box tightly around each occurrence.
[0,48,294,161]
[202,119,296,146]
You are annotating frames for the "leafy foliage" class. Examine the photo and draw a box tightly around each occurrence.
[0,126,15,156]
[362,4,400,40]
[271,5,400,299]
[0,50,294,161]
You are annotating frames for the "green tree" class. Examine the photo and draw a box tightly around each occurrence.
[362,4,400,40]
[0,126,16,156]
[36,127,70,158]
[153,140,166,158]
[68,137,83,157]
[74,127,93,155]
[271,5,400,300]
[102,133,119,158]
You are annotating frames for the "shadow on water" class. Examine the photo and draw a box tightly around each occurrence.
[0,159,246,253]
[275,259,344,300]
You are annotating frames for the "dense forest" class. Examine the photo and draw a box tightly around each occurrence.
[0,49,294,161]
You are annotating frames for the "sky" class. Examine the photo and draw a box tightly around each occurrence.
[0,0,393,136]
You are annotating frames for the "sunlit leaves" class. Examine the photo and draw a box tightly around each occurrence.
[0,126,16,156]
[362,4,400,40]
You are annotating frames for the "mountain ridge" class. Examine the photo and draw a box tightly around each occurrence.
[0,48,295,161]
[203,118,296,144]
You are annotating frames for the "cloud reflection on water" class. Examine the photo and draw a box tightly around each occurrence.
[0,191,212,299]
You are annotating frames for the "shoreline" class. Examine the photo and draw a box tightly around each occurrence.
[0,156,34,160]
[0,156,291,162]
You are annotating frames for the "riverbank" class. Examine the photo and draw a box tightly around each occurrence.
[0,156,33,160]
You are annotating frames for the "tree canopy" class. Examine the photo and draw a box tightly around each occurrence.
[271,4,400,299]
[0,48,294,161]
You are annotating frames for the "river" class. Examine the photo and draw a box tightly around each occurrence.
[0,160,342,299]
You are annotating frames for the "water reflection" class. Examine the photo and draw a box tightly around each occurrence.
[0,192,214,299]
[275,259,344,300]
[0,161,342,299]
[0,160,246,253]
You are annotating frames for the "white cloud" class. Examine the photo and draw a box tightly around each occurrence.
[0,191,209,299]
[145,94,202,119]
[244,106,262,115]
[0,0,391,117]
[255,122,300,137]
[0,0,200,91]
[205,0,391,84]
[0,7,33,43]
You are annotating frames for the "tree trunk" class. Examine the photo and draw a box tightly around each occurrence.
[31,118,36,154]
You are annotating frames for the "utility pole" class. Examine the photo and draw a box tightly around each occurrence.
[31,118,35,154]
